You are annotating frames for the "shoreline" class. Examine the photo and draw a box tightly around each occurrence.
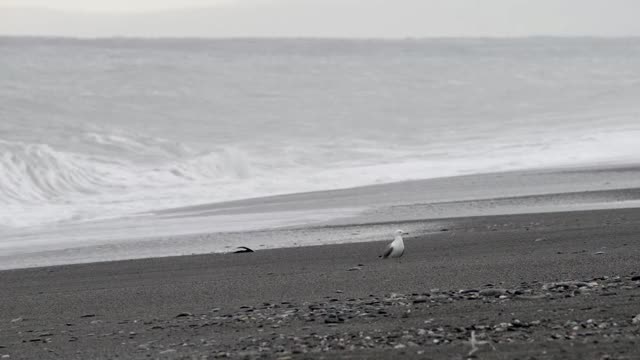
[2,164,640,270]
[1,201,639,272]
[154,162,640,216]
[2,207,640,359]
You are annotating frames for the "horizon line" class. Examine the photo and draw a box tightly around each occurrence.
[3,35,640,41]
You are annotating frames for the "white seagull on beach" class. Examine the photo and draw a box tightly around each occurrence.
[380,230,408,259]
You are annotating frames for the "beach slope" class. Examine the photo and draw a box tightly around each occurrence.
[2,207,640,359]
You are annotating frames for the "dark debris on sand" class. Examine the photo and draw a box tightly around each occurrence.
[4,274,640,359]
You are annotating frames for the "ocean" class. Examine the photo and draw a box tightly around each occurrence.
[2,37,640,232]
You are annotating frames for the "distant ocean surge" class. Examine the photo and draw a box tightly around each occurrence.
[1,37,640,229]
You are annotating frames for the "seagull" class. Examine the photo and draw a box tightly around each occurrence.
[380,230,408,259]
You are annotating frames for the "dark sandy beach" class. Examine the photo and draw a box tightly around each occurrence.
[2,207,640,359]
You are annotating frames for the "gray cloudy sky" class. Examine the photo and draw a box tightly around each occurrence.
[1,0,640,37]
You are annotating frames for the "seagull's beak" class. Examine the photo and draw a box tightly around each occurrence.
[403,231,410,235]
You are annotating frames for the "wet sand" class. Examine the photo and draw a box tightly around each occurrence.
[2,207,640,359]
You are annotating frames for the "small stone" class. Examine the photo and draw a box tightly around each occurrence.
[159,349,176,355]
[347,267,362,271]
[543,281,591,291]
[80,314,96,318]
[394,344,406,349]
[175,312,192,318]
[632,314,640,324]
[479,289,507,297]
[324,315,344,324]
[460,289,479,294]
[10,317,23,323]
[594,251,605,255]
[631,275,640,281]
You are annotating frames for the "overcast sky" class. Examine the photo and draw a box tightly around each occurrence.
[2,0,640,38]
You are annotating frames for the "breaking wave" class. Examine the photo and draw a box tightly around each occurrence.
[2,122,639,228]
[0,134,252,227]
